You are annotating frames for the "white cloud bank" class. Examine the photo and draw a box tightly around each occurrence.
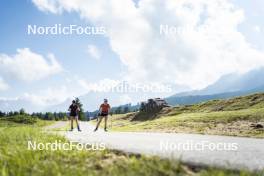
[32,0,62,14]
[0,77,9,91]
[0,85,77,113]
[0,48,62,82]
[21,86,75,106]
[32,0,264,89]
[87,45,101,60]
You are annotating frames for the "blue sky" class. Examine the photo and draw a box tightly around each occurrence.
[0,0,123,98]
[0,0,264,112]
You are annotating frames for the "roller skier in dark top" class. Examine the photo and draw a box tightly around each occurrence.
[68,100,81,131]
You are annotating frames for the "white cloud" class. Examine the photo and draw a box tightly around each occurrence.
[0,85,79,112]
[78,78,119,92]
[0,77,9,91]
[119,94,132,105]
[32,0,264,89]
[253,25,261,33]
[87,45,101,60]
[31,0,62,14]
[21,86,77,106]
[0,48,63,82]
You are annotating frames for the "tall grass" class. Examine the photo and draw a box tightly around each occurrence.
[0,121,186,176]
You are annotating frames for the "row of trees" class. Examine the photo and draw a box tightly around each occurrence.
[33,98,87,121]
[0,98,139,120]
[0,108,26,117]
[112,103,139,114]
[0,109,69,121]
[0,98,87,121]
[75,98,86,120]
[32,112,68,121]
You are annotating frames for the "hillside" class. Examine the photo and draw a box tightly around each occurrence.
[166,68,264,106]
[107,93,264,138]
[168,92,264,113]
[166,86,264,106]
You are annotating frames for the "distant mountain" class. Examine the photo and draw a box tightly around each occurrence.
[200,68,264,95]
[167,68,264,106]
[44,90,177,113]
[0,82,188,113]
[42,82,190,113]
[44,92,128,113]
[42,98,72,113]
[2,68,264,113]
[171,67,264,97]
[166,87,264,105]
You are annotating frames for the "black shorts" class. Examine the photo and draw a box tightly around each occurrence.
[100,112,108,116]
[70,113,78,117]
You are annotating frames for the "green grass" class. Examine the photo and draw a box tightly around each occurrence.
[0,119,262,176]
[108,93,264,137]
[173,93,264,113]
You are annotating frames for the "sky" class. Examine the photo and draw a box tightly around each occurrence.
[0,0,264,112]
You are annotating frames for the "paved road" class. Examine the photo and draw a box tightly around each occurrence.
[50,121,264,171]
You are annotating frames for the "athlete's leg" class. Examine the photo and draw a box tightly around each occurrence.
[94,116,103,131]
[70,116,74,130]
[75,115,81,131]
[104,115,108,131]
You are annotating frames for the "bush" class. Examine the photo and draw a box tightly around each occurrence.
[1,115,37,124]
